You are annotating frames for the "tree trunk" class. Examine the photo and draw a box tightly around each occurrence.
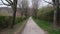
[53,0,59,27]
[11,0,17,28]
[56,0,59,26]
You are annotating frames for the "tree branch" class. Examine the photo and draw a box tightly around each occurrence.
[43,0,53,5]
[9,0,13,3]
[8,0,13,5]
[1,0,11,6]
[5,0,12,5]
[43,0,60,5]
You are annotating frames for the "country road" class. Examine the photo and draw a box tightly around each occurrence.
[21,17,46,34]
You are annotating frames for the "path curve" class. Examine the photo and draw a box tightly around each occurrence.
[21,17,46,34]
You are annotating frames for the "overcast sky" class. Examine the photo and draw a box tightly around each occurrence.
[0,0,52,8]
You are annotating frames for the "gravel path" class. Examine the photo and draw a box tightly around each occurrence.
[21,17,46,34]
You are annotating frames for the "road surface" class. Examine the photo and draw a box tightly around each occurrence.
[21,17,46,34]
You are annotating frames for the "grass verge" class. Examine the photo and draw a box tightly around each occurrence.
[33,17,60,34]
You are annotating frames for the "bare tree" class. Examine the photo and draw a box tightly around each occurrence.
[19,0,23,17]
[32,0,40,18]
[20,0,28,18]
[1,0,17,28]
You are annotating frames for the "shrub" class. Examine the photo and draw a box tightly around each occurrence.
[37,7,54,22]
[0,16,7,29]
[0,16,26,30]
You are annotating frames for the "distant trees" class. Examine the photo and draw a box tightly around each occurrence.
[19,0,29,18]
[1,0,18,28]
[32,0,40,18]
[19,0,23,17]
[19,0,41,18]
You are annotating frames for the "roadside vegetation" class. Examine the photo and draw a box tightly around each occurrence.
[0,16,26,30]
[0,15,27,34]
[32,5,60,34]
[33,17,60,34]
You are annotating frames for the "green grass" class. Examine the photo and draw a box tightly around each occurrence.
[33,18,60,34]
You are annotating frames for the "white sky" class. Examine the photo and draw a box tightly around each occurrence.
[0,0,52,8]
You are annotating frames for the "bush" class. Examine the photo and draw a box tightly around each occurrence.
[40,10,54,21]
[15,16,26,24]
[37,7,60,22]
[0,16,26,30]
[37,7,54,22]
[0,16,8,29]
